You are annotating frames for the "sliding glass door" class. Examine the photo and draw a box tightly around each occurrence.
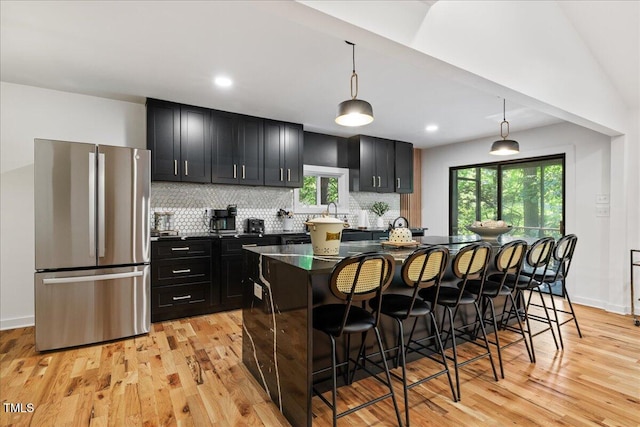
[450,155,565,239]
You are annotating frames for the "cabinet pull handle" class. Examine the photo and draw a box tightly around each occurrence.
[233,164,237,178]
[280,168,283,181]
[372,176,376,187]
[242,244,258,248]
[242,164,246,179]
[378,176,381,187]
[171,247,190,251]
[184,160,188,176]
[172,295,191,301]
[174,160,178,176]
[397,177,400,188]
[172,269,191,274]
[287,168,291,181]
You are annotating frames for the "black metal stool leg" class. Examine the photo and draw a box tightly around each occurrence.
[430,311,457,402]
[329,334,338,427]
[486,297,504,378]
[373,326,404,427]
[473,301,499,382]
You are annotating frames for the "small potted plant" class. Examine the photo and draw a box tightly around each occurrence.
[371,201,389,228]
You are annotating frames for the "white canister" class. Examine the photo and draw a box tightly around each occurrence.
[304,215,348,255]
[283,217,293,231]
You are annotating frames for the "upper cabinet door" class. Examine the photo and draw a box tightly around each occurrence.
[263,120,284,187]
[284,123,303,187]
[374,138,394,193]
[211,111,237,184]
[358,136,377,192]
[394,141,413,193]
[348,135,395,192]
[147,100,180,182]
[237,116,263,185]
[180,105,211,183]
[264,121,303,187]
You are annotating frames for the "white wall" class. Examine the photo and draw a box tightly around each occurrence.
[421,122,626,312]
[0,82,145,329]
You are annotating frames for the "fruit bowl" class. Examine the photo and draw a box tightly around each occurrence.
[467,224,512,242]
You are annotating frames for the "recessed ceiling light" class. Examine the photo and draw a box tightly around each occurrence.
[425,124,439,132]
[214,76,233,88]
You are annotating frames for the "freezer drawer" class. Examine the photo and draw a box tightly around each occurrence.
[35,265,150,351]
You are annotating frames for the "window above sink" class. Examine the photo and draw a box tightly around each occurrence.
[293,165,349,215]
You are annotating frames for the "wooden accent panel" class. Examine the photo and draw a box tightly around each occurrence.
[401,147,422,227]
[1,302,638,426]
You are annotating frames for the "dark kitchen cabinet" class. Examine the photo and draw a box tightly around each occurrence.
[150,239,217,322]
[264,121,303,187]
[348,135,395,193]
[147,99,211,183]
[211,112,264,185]
[394,141,414,193]
[214,236,280,310]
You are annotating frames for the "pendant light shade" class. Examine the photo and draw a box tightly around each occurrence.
[336,41,374,127]
[490,99,519,155]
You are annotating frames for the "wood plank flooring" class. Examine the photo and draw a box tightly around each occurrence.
[1,302,639,426]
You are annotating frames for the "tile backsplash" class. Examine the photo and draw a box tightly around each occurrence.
[151,182,400,233]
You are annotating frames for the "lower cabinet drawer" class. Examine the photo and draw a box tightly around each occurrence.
[155,282,208,308]
[150,282,216,323]
[152,257,211,286]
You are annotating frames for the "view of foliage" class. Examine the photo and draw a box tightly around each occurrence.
[299,175,338,206]
[452,158,563,238]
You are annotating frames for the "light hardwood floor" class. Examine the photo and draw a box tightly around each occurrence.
[1,301,639,426]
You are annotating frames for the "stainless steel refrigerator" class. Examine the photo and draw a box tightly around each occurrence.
[34,138,151,351]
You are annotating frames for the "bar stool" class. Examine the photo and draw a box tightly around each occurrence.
[373,246,457,426]
[312,253,403,427]
[472,240,533,378]
[499,236,559,362]
[522,234,581,347]
[419,242,498,400]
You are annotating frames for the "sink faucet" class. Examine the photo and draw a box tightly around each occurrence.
[327,202,338,218]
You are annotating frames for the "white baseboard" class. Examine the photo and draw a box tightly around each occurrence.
[570,296,628,315]
[0,316,34,331]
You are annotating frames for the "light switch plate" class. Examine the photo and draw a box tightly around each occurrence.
[253,283,263,300]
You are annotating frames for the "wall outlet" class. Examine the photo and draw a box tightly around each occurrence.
[253,283,263,300]
[596,194,610,204]
[596,206,610,217]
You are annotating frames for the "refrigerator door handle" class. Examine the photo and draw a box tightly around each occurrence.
[89,152,96,257]
[98,153,106,257]
[42,270,144,285]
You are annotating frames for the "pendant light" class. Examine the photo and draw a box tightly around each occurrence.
[335,41,374,127]
[490,99,519,155]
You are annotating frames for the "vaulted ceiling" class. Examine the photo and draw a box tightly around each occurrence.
[1,1,637,148]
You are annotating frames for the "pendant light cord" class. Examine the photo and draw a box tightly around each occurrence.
[346,41,358,100]
[500,98,510,139]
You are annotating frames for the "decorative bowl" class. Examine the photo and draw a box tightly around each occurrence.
[467,225,512,242]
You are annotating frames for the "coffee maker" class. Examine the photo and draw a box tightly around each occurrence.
[209,205,237,233]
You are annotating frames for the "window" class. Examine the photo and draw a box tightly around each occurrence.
[293,165,349,214]
[450,155,565,239]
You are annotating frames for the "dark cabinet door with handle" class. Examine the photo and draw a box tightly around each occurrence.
[394,141,414,193]
[147,99,211,183]
[180,105,211,183]
[349,135,394,193]
[147,99,181,182]
[212,112,264,185]
[264,120,303,187]
[215,236,279,310]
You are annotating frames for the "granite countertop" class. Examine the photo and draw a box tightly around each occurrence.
[244,236,480,274]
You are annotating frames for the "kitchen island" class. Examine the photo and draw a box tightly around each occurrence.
[241,236,480,427]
